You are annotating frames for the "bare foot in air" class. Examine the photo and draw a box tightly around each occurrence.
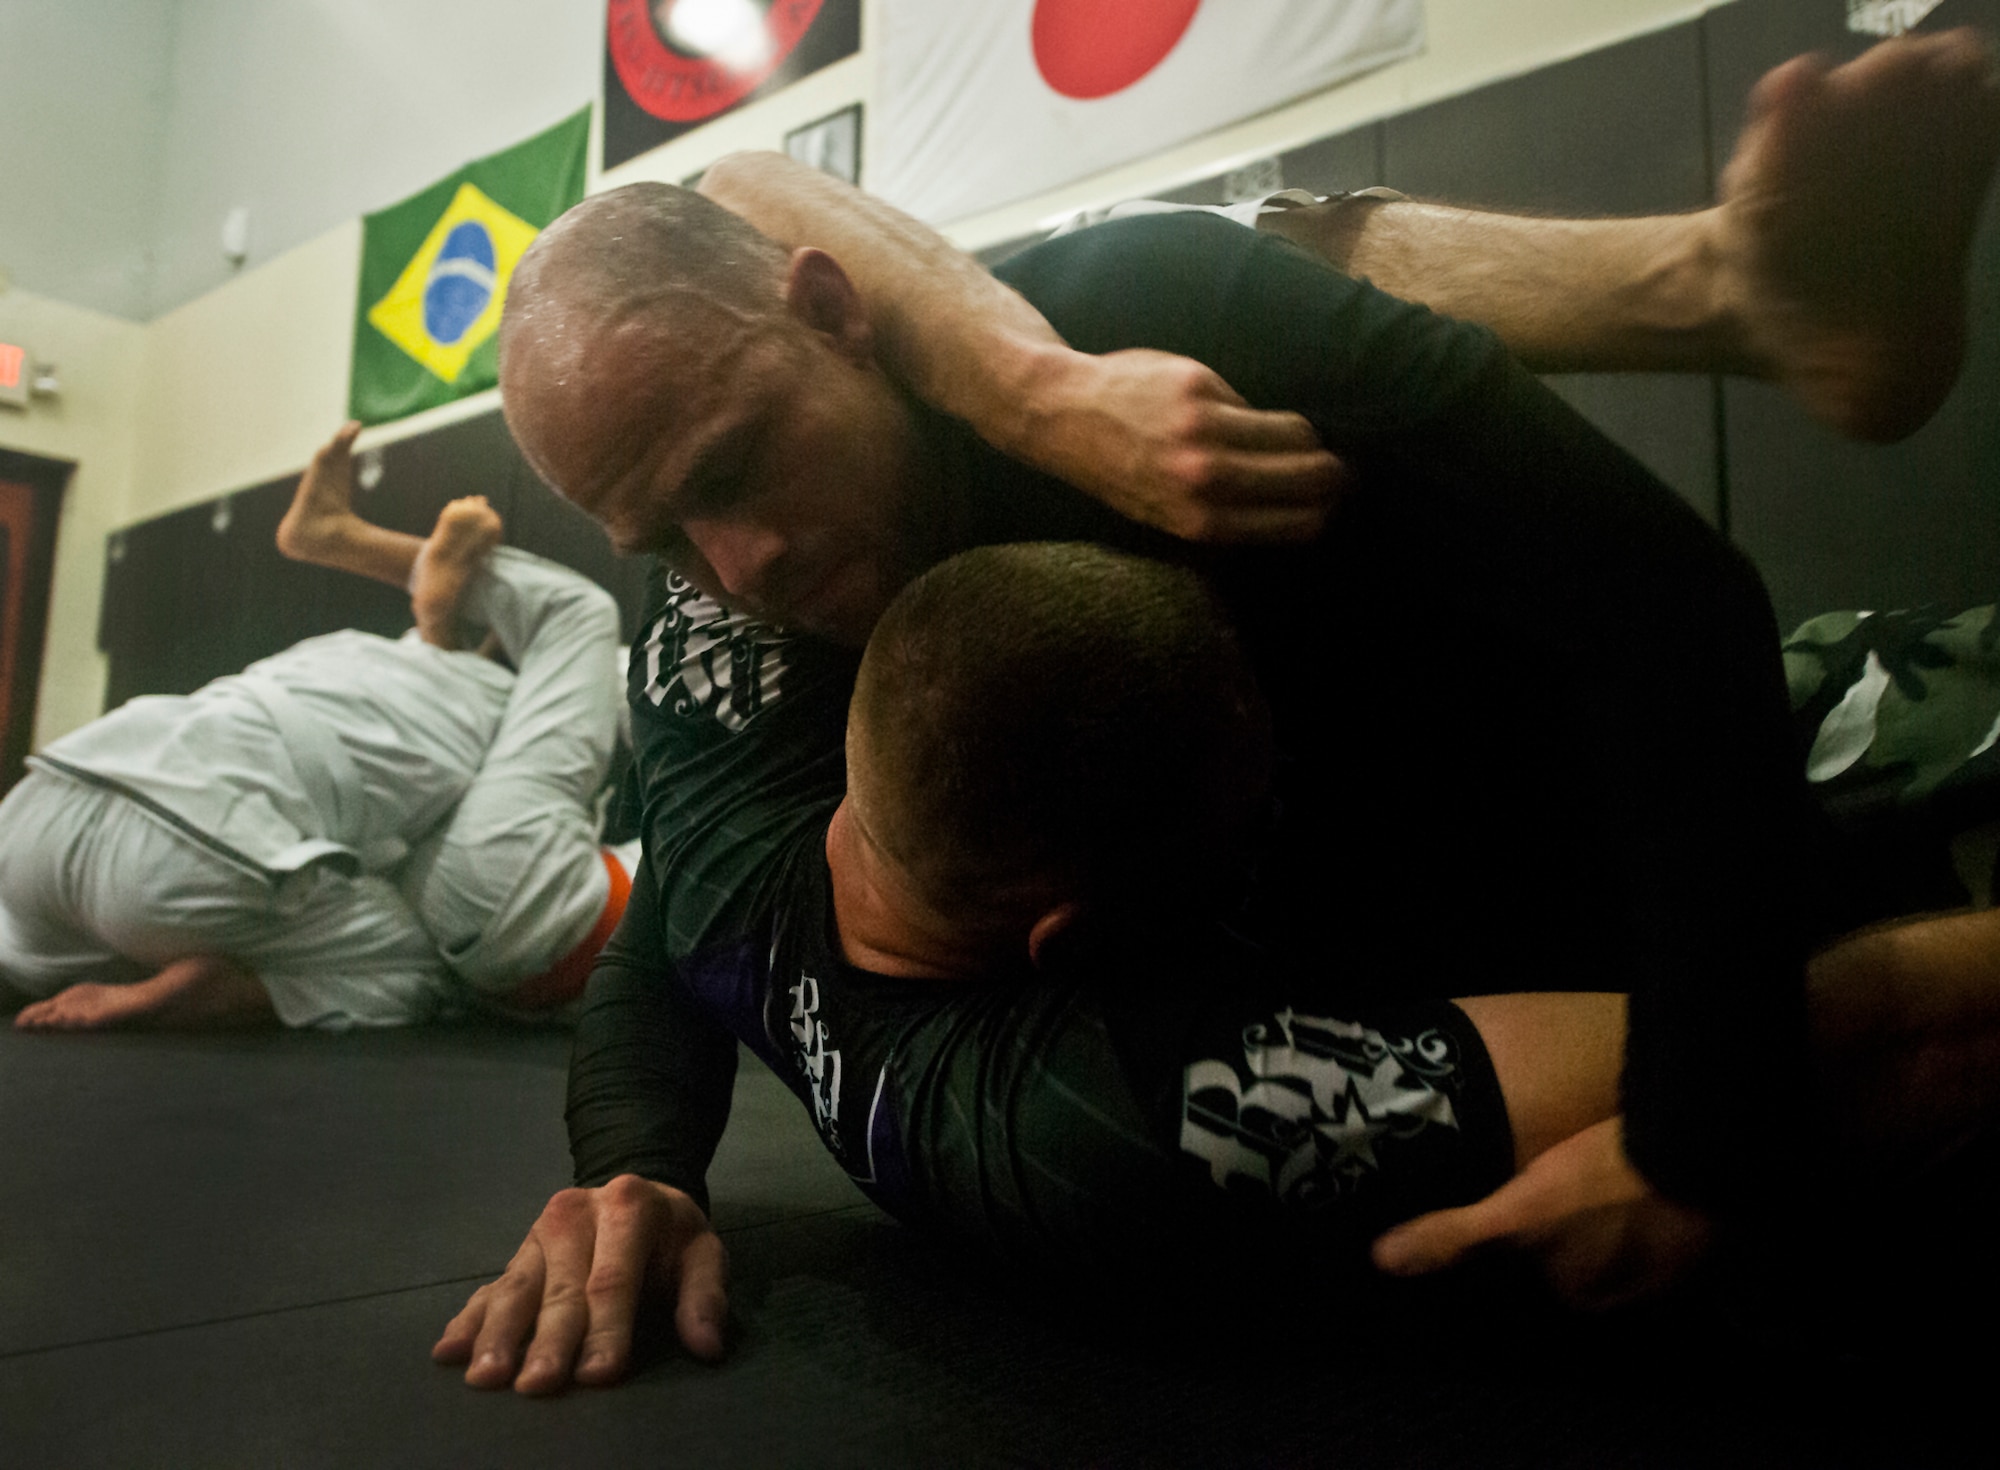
[1711,27,2000,442]
[411,496,504,650]
[276,421,371,563]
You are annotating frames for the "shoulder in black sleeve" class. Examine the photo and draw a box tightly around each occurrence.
[625,565,857,964]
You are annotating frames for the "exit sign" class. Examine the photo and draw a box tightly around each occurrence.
[0,340,27,408]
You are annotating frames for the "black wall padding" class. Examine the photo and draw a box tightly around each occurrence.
[1278,123,1380,200]
[101,495,258,709]
[99,409,654,708]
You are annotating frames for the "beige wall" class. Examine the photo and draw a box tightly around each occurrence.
[8,0,1721,747]
[0,286,144,746]
[130,224,363,514]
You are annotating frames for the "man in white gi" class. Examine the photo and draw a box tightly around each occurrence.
[0,424,629,1031]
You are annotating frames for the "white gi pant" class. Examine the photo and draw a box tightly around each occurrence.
[0,547,620,1028]
[0,772,450,1026]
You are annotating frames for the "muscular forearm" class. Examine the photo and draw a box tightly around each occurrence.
[565,878,738,1212]
[699,153,1341,543]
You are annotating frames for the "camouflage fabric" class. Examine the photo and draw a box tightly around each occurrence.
[1785,603,2000,832]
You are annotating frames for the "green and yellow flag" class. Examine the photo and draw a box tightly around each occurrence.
[349,107,589,424]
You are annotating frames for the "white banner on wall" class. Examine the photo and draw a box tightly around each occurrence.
[871,0,1425,223]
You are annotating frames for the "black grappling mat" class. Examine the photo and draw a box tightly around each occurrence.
[12,0,2000,1460]
[2,1021,1994,1468]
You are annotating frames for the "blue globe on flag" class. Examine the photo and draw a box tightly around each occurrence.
[423,223,499,346]
[366,182,541,385]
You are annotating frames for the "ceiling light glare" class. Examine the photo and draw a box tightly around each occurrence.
[659,0,774,74]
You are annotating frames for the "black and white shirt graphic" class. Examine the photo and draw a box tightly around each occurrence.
[787,968,844,1152]
[640,575,791,731]
[1181,1007,1463,1207]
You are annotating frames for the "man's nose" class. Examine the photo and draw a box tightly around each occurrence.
[686,519,787,604]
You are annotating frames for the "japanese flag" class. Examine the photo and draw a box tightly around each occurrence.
[871,0,1424,223]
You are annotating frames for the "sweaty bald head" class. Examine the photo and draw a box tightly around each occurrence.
[497,182,794,495]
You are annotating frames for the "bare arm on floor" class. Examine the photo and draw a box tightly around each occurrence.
[1376,903,2000,1306]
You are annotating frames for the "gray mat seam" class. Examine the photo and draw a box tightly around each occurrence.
[0,1271,498,1362]
[6,1203,887,1362]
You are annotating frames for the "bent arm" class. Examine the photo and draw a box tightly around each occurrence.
[567,857,739,1208]
[702,151,1071,448]
[700,151,1342,543]
[434,865,738,1392]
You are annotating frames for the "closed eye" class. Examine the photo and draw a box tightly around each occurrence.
[625,519,695,565]
[677,419,759,517]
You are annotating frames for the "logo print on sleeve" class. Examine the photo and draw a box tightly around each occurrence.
[1180,1009,1461,1206]
[641,575,790,730]
[788,971,845,1158]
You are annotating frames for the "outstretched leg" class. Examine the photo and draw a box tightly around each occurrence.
[276,421,428,587]
[1263,28,2000,441]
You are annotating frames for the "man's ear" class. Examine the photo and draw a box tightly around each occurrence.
[1026,901,1088,972]
[782,247,873,363]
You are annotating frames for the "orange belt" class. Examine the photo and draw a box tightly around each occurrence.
[504,849,634,1012]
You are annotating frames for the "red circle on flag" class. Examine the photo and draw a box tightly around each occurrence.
[1031,0,1201,100]
[608,0,824,123]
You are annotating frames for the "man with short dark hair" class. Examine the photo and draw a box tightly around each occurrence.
[847,541,1273,947]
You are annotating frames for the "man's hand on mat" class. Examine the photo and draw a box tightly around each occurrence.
[1011,347,1347,544]
[433,1174,728,1393]
[1369,1116,1713,1310]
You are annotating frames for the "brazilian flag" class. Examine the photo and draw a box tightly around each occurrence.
[349,108,589,424]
